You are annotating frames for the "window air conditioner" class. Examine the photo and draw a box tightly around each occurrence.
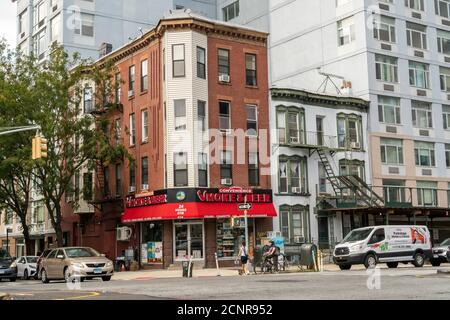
[292,187,302,194]
[351,141,361,149]
[116,227,132,241]
[294,236,305,243]
[221,178,232,186]
[128,90,134,98]
[141,184,149,191]
[218,74,230,83]
[290,137,299,144]
[129,186,136,193]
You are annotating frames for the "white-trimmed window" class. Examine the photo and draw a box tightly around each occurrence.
[337,16,355,46]
[375,54,398,83]
[417,181,438,207]
[50,13,61,43]
[380,138,404,165]
[373,15,396,43]
[409,61,430,89]
[378,96,401,124]
[174,152,188,187]
[74,13,94,37]
[446,144,450,167]
[222,1,240,21]
[174,99,186,131]
[412,101,432,128]
[197,100,206,132]
[443,105,450,130]
[440,67,450,92]
[141,59,148,92]
[246,105,258,136]
[172,44,185,78]
[414,141,435,167]
[129,113,135,146]
[219,101,231,132]
[436,0,450,18]
[406,22,427,50]
[141,109,148,142]
[437,29,450,55]
[405,0,424,11]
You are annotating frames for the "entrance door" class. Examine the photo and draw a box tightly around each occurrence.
[318,217,329,249]
[174,222,204,261]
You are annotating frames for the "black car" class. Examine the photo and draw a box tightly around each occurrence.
[0,249,17,282]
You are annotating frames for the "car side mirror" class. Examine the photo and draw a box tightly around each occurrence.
[100,254,106,257]
[57,255,64,259]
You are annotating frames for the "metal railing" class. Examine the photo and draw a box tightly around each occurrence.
[278,130,339,149]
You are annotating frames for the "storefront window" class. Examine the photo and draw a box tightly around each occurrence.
[216,218,254,259]
[141,222,163,264]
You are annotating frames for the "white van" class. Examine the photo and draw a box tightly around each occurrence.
[333,225,432,270]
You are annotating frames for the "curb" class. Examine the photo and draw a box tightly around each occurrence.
[0,293,11,300]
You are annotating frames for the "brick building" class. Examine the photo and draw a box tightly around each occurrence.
[75,10,274,269]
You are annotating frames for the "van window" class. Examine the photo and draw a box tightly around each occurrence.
[342,228,374,243]
[368,228,385,244]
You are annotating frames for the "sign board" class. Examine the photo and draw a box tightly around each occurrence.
[238,203,252,211]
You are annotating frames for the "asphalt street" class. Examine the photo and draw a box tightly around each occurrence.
[1,266,450,300]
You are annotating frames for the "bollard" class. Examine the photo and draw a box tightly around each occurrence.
[215,252,221,276]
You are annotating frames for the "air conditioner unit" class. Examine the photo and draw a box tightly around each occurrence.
[294,236,305,243]
[128,90,134,98]
[141,184,149,191]
[116,227,132,241]
[290,137,299,144]
[129,186,136,193]
[292,187,302,194]
[221,178,232,186]
[351,141,361,149]
[218,74,230,83]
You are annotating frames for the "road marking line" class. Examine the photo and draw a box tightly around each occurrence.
[54,291,101,300]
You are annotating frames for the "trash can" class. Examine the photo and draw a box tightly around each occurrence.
[299,244,318,268]
[182,261,193,278]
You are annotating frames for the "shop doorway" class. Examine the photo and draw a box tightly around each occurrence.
[173,221,204,261]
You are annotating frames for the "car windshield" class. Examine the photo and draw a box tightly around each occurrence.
[26,257,38,263]
[64,248,99,258]
[440,239,450,246]
[342,228,374,243]
[0,249,11,260]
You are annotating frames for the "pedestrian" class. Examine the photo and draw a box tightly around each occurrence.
[238,241,250,275]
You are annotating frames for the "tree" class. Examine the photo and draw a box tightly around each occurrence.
[0,39,40,255]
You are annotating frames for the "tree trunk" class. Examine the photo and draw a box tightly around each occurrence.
[21,224,33,256]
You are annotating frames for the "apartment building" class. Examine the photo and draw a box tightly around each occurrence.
[215,0,450,245]
[66,11,273,267]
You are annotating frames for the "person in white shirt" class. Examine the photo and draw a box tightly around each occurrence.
[238,241,250,275]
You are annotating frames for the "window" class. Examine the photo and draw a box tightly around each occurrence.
[115,72,121,104]
[103,167,110,196]
[141,157,148,188]
[172,44,185,77]
[440,67,450,92]
[19,9,28,36]
[279,205,308,244]
[378,96,401,124]
[337,114,363,149]
[174,99,186,131]
[82,172,93,201]
[437,29,450,55]
[380,138,404,165]
[198,101,206,132]
[412,101,432,128]
[34,1,46,30]
[373,15,396,43]
[383,180,406,204]
[276,107,306,145]
[197,47,206,79]
[406,0,424,11]
[50,13,61,43]
[174,153,188,187]
[446,144,450,167]
[409,61,430,89]
[406,22,427,50]
[74,13,94,37]
[443,105,450,130]
[278,157,308,194]
[141,60,148,92]
[339,160,365,180]
[417,181,438,207]
[375,54,398,83]
[219,101,231,132]
[248,152,259,186]
[368,228,386,245]
[115,164,122,196]
[129,113,136,146]
[245,54,257,86]
[31,203,44,225]
[436,0,450,18]
[198,153,208,187]
[114,118,121,144]
[129,162,136,189]
[83,87,93,113]
[218,49,230,77]
[33,29,46,58]
[337,16,355,46]
[414,141,436,166]
[318,163,327,193]
[246,105,258,136]
[141,109,148,142]
[128,65,135,94]
[222,1,240,21]
[220,150,233,180]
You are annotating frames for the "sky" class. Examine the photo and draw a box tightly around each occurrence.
[0,0,17,48]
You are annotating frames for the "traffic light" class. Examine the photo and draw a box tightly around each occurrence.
[32,136,48,159]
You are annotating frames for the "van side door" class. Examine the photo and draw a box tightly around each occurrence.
[367,228,388,260]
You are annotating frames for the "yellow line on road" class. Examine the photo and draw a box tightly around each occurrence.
[54,291,101,300]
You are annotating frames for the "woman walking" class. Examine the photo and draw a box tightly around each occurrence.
[238,241,250,275]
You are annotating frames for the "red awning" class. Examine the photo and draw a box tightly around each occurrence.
[122,202,277,223]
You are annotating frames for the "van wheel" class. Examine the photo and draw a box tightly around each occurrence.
[339,264,352,270]
[364,254,377,269]
[41,269,49,284]
[431,260,441,267]
[387,262,398,269]
[412,253,425,268]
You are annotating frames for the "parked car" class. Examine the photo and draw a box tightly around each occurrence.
[333,225,432,270]
[36,249,52,280]
[40,247,114,284]
[430,238,450,267]
[0,249,17,282]
[15,256,39,280]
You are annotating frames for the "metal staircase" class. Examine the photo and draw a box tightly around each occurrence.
[317,148,341,197]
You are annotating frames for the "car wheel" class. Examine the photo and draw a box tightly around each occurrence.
[23,269,29,280]
[386,262,398,268]
[339,264,352,270]
[102,276,111,282]
[64,267,74,283]
[412,252,425,268]
[9,277,16,282]
[431,260,441,267]
[41,269,50,284]
[364,254,377,269]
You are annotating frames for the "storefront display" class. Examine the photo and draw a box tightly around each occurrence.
[141,222,163,265]
[216,218,254,259]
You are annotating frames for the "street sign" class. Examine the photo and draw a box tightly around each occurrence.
[238,203,252,211]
